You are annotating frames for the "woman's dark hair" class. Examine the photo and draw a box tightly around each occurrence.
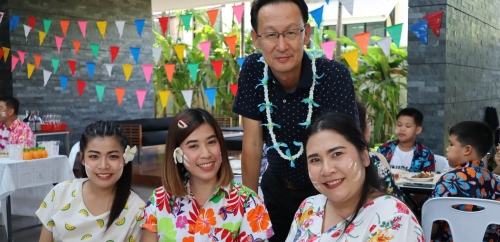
[80,120,132,231]
[356,100,367,135]
[250,0,309,31]
[302,112,386,234]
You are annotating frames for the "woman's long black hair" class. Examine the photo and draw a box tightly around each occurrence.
[302,112,386,234]
[80,120,132,231]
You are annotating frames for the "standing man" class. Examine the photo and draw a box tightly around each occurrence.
[232,0,358,240]
[0,96,34,151]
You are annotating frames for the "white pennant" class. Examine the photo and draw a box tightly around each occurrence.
[23,24,31,41]
[104,64,114,77]
[377,36,392,57]
[339,0,354,15]
[0,12,4,25]
[152,47,162,65]
[43,69,52,86]
[181,90,193,108]
[115,21,125,38]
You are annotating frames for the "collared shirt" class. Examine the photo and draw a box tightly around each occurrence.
[0,118,34,150]
[377,139,435,172]
[140,180,273,241]
[430,160,500,242]
[232,52,359,185]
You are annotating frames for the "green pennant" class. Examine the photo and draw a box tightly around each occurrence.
[187,63,199,82]
[386,23,403,48]
[180,13,193,31]
[95,84,105,102]
[90,43,100,59]
[43,19,52,34]
[51,57,59,74]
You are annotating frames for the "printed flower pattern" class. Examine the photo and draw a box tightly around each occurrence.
[0,118,34,150]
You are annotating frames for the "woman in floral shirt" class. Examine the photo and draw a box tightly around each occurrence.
[140,108,273,241]
[286,112,423,241]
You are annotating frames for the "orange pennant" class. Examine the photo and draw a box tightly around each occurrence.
[353,32,370,56]
[60,20,70,37]
[115,87,126,106]
[224,35,238,56]
[206,9,219,28]
[164,64,175,82]
[34,54,42,70]
[72,40,81,56]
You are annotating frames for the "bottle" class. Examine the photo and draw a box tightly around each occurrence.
[28,111,35,131]
[23,110,29,123]
[35,110,42,132]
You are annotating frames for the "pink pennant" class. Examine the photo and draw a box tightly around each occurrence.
[55,36,64,54]
[199,40,211,61]
[17,50,26,65]
[136,90,147,109]
[11,55,19,72]
[232,4,245,25]
[320,41,336,60]
[77,21,88,39]
[142,64,153,84]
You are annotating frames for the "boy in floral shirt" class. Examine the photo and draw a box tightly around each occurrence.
[0,96,34,150]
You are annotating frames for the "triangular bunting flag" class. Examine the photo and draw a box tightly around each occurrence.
[206,9,219,28]
[204,88,217,107]
[152,47,162,65]
[110,46,120,63]
[310,5,324,28]
[86,62,96,79]
[43,19,52,34]
[59,75,68,92]
[77,21,87,39]
[122,64,133,82]
[386,23,403,48]
[377,36,392,56]
[130,47,141,64]
[76,80,86,97]
[51,57,59,74]
[67,60,77,76]
[115,20,125,38]
[96,21,107,39]
[55,36,64,54]
[173,44,185,60]
[142,64,153,84]
[158,90,170,108]
[17,50,25,65]
[34,54,42,70]
[320,41,336,60]
[339,0,354,15]
[11,55,19,72]
[72,40,81,56]
[164,64,175,82]
[199,40,211,61]
[9,15,20,33]
[90,43,100,59]
[0,49,4,62]
[181,90,193,108]
[158,17,169,36]
[2,47,10,62]
[115,87,125,105]
[23,25,31,41]
[353,32,370,56]
[27,63,35,79]
[236,57,245,68]
[136,90,147,109]
[43,69,52,86]
[187,63,199,82]
[95,85,105,102]
[180,14,193,31]
[211,60,223,79]
[229,83,238,97]
[342,50,358,73]
[28,17,36,32]
[59,20,70,37]
[232,4,244,25]
[134,19,145,37]
[104,64,114,77]
[423,10,444,37]
[410,19,428,45]
[224,35,237,56]
[325,0,330,4]
[38,31,46,46]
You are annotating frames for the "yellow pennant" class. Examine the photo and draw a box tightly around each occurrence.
[39,31,46,46]
[2,47,10,62]
[27,63,35,79]
[96,21,107,39]
[342,50,359,73]
[122,64,133,82]
[173,44,185,61]
[158,90,170,108]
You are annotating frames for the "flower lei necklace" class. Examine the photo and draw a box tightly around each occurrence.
[256,51,324,168]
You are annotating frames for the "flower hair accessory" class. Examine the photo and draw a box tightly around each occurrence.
[123,145,137,164]
[178,120,188,129]
[173,147,186,164]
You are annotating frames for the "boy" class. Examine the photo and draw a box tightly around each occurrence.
[431,121,500,241]
[377,107,435,172]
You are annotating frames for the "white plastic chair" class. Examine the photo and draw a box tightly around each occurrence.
[68,142,80,170]
[422,197,500,242]
[434,155,448,173]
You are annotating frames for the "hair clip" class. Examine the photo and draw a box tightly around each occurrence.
[178,120,188,129]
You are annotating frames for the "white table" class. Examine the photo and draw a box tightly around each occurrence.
[0,155,74,242]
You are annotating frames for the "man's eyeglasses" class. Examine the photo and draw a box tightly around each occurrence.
[256,26,306,43]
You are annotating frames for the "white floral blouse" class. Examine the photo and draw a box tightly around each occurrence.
[286,195,425,242]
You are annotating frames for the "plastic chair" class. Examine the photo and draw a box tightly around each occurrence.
[68,142,80,170]
[434,154,448,173]
[422,197,500,242]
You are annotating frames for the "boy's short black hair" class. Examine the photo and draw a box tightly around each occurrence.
[0,96,19,115]
[396,107,423,127]
[449,121,493,158]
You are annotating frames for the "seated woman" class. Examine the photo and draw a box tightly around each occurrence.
[286,112,423,241]
[36,121,145,241]
[140,108,273,241]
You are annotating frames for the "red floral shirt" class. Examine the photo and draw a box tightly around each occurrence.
[0,118,34,150]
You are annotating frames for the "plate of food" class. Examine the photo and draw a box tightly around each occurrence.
[405,172,435,182]
[391,169,409,180]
